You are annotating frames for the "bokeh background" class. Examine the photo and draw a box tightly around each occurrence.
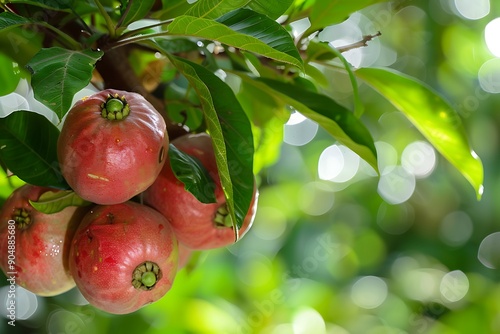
[2,0,500,333]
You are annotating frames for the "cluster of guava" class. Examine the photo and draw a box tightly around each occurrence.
[0,89,257,314]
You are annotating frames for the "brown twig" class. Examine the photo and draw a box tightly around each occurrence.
[336,31,382,53]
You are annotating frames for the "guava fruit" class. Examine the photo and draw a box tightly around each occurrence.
[57,89,168,205]
[143,133,257,250]
[68,201,178,314]
[0,185,86,296]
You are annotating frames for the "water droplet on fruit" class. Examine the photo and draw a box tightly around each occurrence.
[48,244,60,257]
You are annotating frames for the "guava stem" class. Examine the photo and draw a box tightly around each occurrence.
[132,261,162,291]
[101,94,130,120]
[214,204,233,228]
[12,208,32,230]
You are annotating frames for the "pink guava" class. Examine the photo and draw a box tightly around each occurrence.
[0,184,86,296]
[68,201,178,314]
[143,133,258,250]
[57,89,168,205]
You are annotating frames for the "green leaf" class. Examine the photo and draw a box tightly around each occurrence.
[307,0,388,35]
[153,37,199,54]
[0,12,31,31]
[0,54,22,95]
[6,0,73,10]
[0,168,25,207]
[167,10,303,70]
[236,79,288,173]
[162,54,255,234]
[247,0,294,19]
[306,40,339,62]
[164,80,204,130]
[216,9,302,67]
[118,0,156,29]
[0,111,68,189]
[304,63,329,87]
[356,67,484,199]
[26,47,103,121]
[154,0,193,20]
[323,46,364,117]
[242,76,378,171]
[185,0,248,19]
[29,190,91,214]
[168,144,217,204]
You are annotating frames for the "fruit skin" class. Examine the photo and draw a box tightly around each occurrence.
[57,89,168,205]
[0,185,86,296]
[69,201,178,314]
[143,133,258,250]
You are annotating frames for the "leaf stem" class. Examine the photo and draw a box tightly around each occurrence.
[93,0,117,38]
[118,19,174,40]
[115,0,131,29]
[108,31,170,50]
[0,3,11,12]
[184,85,193,101]
[326,47,364,117]
[336,32,382,53]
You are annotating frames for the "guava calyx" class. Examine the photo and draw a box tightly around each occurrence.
[100,93,130,120]
[11,208,32,230]
[132,261,162,291]
[214,204,233,228]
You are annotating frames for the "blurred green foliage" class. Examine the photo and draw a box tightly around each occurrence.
[2,0,500,333]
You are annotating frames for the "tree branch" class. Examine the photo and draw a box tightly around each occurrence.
[336,32,382,53]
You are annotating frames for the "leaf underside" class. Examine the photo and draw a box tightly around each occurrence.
[356,67,484,199]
